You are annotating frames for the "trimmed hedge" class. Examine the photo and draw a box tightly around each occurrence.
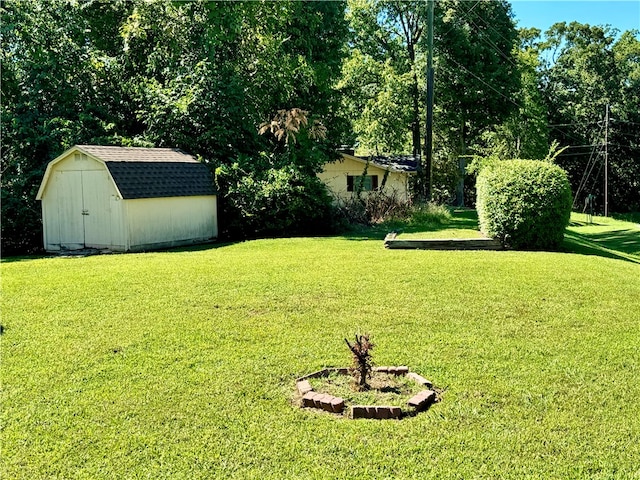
[476,160,572,249]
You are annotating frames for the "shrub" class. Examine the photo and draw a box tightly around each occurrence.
[476,159,572,249]
[335,190,413,225]
[215,159,336,239]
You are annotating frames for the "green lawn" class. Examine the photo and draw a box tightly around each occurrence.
[2,212,640,479]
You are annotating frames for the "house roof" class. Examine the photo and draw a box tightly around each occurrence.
[37,145,216,200]
[340,153,418,174]
[367,155,419,173]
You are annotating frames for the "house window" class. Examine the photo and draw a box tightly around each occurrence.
[347,175,378,192]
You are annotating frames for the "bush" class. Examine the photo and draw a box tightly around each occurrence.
[335,190,413,225]
[476,160,572,249]
[215,159,336,238]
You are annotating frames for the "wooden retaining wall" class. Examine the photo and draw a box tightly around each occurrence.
[384,233,504,250]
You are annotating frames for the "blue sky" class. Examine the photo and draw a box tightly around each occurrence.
[510,0,640,34]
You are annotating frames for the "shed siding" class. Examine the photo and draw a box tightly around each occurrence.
[39,146,218,252]
[125,196,217,250]
[318,156,410,201]
[40,158,125,251]
[81,170,125,250]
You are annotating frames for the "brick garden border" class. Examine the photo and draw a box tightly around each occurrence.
[296,366,437,420]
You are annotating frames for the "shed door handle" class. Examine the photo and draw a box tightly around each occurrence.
[82,209,89,216]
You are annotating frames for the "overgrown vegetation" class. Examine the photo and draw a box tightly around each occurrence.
[336,191,452,231]
[1,0,349,253]
[476,160,573,249]
[215,109,338,238]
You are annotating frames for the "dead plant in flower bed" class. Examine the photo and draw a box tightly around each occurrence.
[345,333,374,390]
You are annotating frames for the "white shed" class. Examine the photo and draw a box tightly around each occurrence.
[36,145,218,252]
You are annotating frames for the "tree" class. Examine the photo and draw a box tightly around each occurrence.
[340,0,521,201]
[1,0,350,253]
[1,0,131,254]
[540,23,640,213]
[434,0,521,157]
[478,27,549,161]
[340,0,426,156]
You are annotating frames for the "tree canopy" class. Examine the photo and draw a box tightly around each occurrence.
[538,22,640,213]
[1,0,638,254]
[1,0,348,252]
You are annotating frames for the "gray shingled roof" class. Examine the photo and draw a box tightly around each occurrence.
[77,145,216,199]
[368,155,419,173]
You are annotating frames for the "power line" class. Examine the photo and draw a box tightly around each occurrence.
[445,55,525,111]
[440,0,482,38]
[461,11,521,72]
[573,118,605,207]
[549,125,592,147]
[611,120,640,126]
[548,122,598,127]
[557,151,603,157]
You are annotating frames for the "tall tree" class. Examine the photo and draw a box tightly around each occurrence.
[341,0,426,156]
[478,27,549,160]
[1,0,350,253]
[340,0,521,201]
[540,23,640,213]
[1,0,130,253]
[434,0,521,157]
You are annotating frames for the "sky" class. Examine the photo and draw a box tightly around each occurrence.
[510,0,640,34]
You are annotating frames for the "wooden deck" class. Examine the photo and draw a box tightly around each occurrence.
[384,233,504,250]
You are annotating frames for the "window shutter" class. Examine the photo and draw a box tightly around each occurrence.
[372,175,378,190]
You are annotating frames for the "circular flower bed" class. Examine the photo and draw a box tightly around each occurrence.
[296,366,437,419]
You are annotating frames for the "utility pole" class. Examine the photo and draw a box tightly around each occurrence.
[424,0,434,201]
[604,104,609,217]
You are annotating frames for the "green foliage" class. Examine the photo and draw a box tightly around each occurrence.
[341,0,426,156]
[409,202,452,226]
[476,28,550,161]
[215,155,335,239]
[476,160,572,249]
[1,0,349,253]
[539,24,640,213]
[434,0,521,150]
[341,0,522,200]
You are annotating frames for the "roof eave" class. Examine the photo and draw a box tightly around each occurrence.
[338,152,417,174]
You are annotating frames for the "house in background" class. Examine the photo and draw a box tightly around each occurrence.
[36,145,218,252]
[318,152,418,202]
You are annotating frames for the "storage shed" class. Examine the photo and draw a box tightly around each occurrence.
[36,145,218,252]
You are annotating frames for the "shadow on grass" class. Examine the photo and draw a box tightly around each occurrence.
[563,230,640,264]
[1,240,239,262]
[340,208,480,241]
[1,254,48,264]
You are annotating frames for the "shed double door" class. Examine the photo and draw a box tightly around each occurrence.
[56,170,113,250]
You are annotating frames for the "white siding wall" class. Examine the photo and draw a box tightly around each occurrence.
[125,196,218,251]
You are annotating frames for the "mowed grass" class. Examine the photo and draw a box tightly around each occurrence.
[2,212,640,479]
